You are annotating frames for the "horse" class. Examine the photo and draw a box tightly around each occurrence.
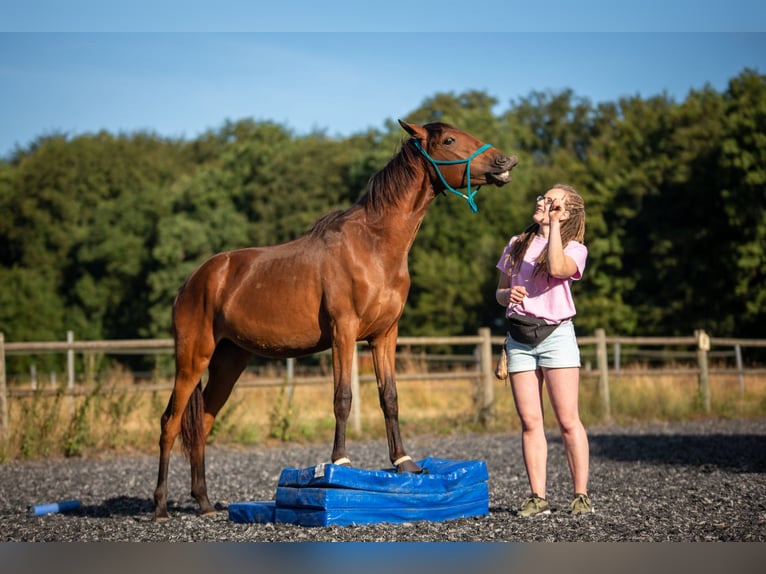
[153,119,518,520]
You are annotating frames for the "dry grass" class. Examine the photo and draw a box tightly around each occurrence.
[587,371,766,424]
[2,366,765,462]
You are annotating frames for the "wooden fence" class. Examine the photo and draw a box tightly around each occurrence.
[2,328,766,441]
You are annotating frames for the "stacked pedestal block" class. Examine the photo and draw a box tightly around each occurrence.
[228,457,489,527]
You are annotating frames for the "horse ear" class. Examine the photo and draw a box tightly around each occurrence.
[398,119,427,141]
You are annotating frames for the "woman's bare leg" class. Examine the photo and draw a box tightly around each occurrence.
[510,369,547,497]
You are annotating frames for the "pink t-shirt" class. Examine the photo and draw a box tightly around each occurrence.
[496,235,588,324]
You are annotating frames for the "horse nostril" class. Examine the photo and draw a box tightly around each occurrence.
[494,155,517,169]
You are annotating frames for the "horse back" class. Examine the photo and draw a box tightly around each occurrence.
[172,240,340,356]
[173,201,415,356]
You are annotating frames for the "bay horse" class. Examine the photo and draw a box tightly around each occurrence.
[153,120,518,519]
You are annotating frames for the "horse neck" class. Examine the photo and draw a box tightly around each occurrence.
[360,147,436,249]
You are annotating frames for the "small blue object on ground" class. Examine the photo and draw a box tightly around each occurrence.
[229,457,489,527]
[28,499,81,517]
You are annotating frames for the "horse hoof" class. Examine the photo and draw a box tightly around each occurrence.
[198,502,218,516]
[397,463,426,474]
[394,456,426,474]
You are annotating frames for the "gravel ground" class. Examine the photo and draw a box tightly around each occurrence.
[1,418,765,542]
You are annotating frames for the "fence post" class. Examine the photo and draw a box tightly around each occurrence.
[350,344,361,435]
[66,330,75,390]
[695,329,711,413]
[478,327,494,426]
[285,357,295,403]
[0,333,7,443]
[734,344,744,398]
[66,330,75,415]
[595,328,611,420]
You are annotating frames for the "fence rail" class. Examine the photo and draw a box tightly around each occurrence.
[2,329,766,441]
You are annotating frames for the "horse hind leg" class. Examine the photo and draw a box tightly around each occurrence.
[153,396,175,520]
[188,339,252,516]
[153,367,209,520]
[154,316,218,520]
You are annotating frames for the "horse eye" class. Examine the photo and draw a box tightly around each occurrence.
[444,137,455,145]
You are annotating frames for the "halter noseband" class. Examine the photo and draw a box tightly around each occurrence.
[412,139,494,213]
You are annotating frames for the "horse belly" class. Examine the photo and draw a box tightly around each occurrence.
[217,292,329,358]
[200,248,328,356]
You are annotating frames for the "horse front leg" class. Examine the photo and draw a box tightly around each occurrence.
[371,328,424,474]
[330,334,355,466]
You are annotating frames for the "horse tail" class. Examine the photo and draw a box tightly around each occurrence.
[181,381,205,459]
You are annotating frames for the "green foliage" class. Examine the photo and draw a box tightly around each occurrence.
[1,71,764,354]
[405,198,503,336]
[1,131,191,344]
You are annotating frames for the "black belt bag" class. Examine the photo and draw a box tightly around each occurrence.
[507,313,559,346]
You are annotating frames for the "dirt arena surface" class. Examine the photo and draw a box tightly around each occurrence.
[1,418,764,542]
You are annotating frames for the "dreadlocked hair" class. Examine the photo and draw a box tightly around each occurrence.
[505,183,586,280]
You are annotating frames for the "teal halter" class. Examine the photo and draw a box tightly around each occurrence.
[412,139,494,213]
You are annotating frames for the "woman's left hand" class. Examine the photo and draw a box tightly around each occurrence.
[548,198,566,223]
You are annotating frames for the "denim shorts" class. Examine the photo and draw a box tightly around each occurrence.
[505,320,581,373]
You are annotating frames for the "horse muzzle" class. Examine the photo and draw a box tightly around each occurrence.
[486,154,519,186]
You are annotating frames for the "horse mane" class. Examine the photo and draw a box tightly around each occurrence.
[308,123,448,235]
[356,136,422,216]
[308,208,346,236]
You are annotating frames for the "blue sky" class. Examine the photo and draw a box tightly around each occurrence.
[1,2,765,158]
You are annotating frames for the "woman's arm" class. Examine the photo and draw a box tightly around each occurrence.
[496,273,511,306]
[496,272,529,306]
[547,201,578,279]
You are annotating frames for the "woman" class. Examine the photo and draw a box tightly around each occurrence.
[495,183,592,517]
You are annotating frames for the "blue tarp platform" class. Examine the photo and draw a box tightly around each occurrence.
[228,457,489,527]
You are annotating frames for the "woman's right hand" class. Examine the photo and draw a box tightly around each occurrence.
[509,285,528,304]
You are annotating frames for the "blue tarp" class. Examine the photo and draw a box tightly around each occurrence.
[228,500,276,524]
[277,457,488,493]
[228,457,489,527]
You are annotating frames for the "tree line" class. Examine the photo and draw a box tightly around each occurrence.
[1,69,764,369]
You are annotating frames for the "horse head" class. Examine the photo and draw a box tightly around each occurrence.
[399,119,518,212]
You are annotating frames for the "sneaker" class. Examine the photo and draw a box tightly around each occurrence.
[518,494,550,517]
[571,493,594,515]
